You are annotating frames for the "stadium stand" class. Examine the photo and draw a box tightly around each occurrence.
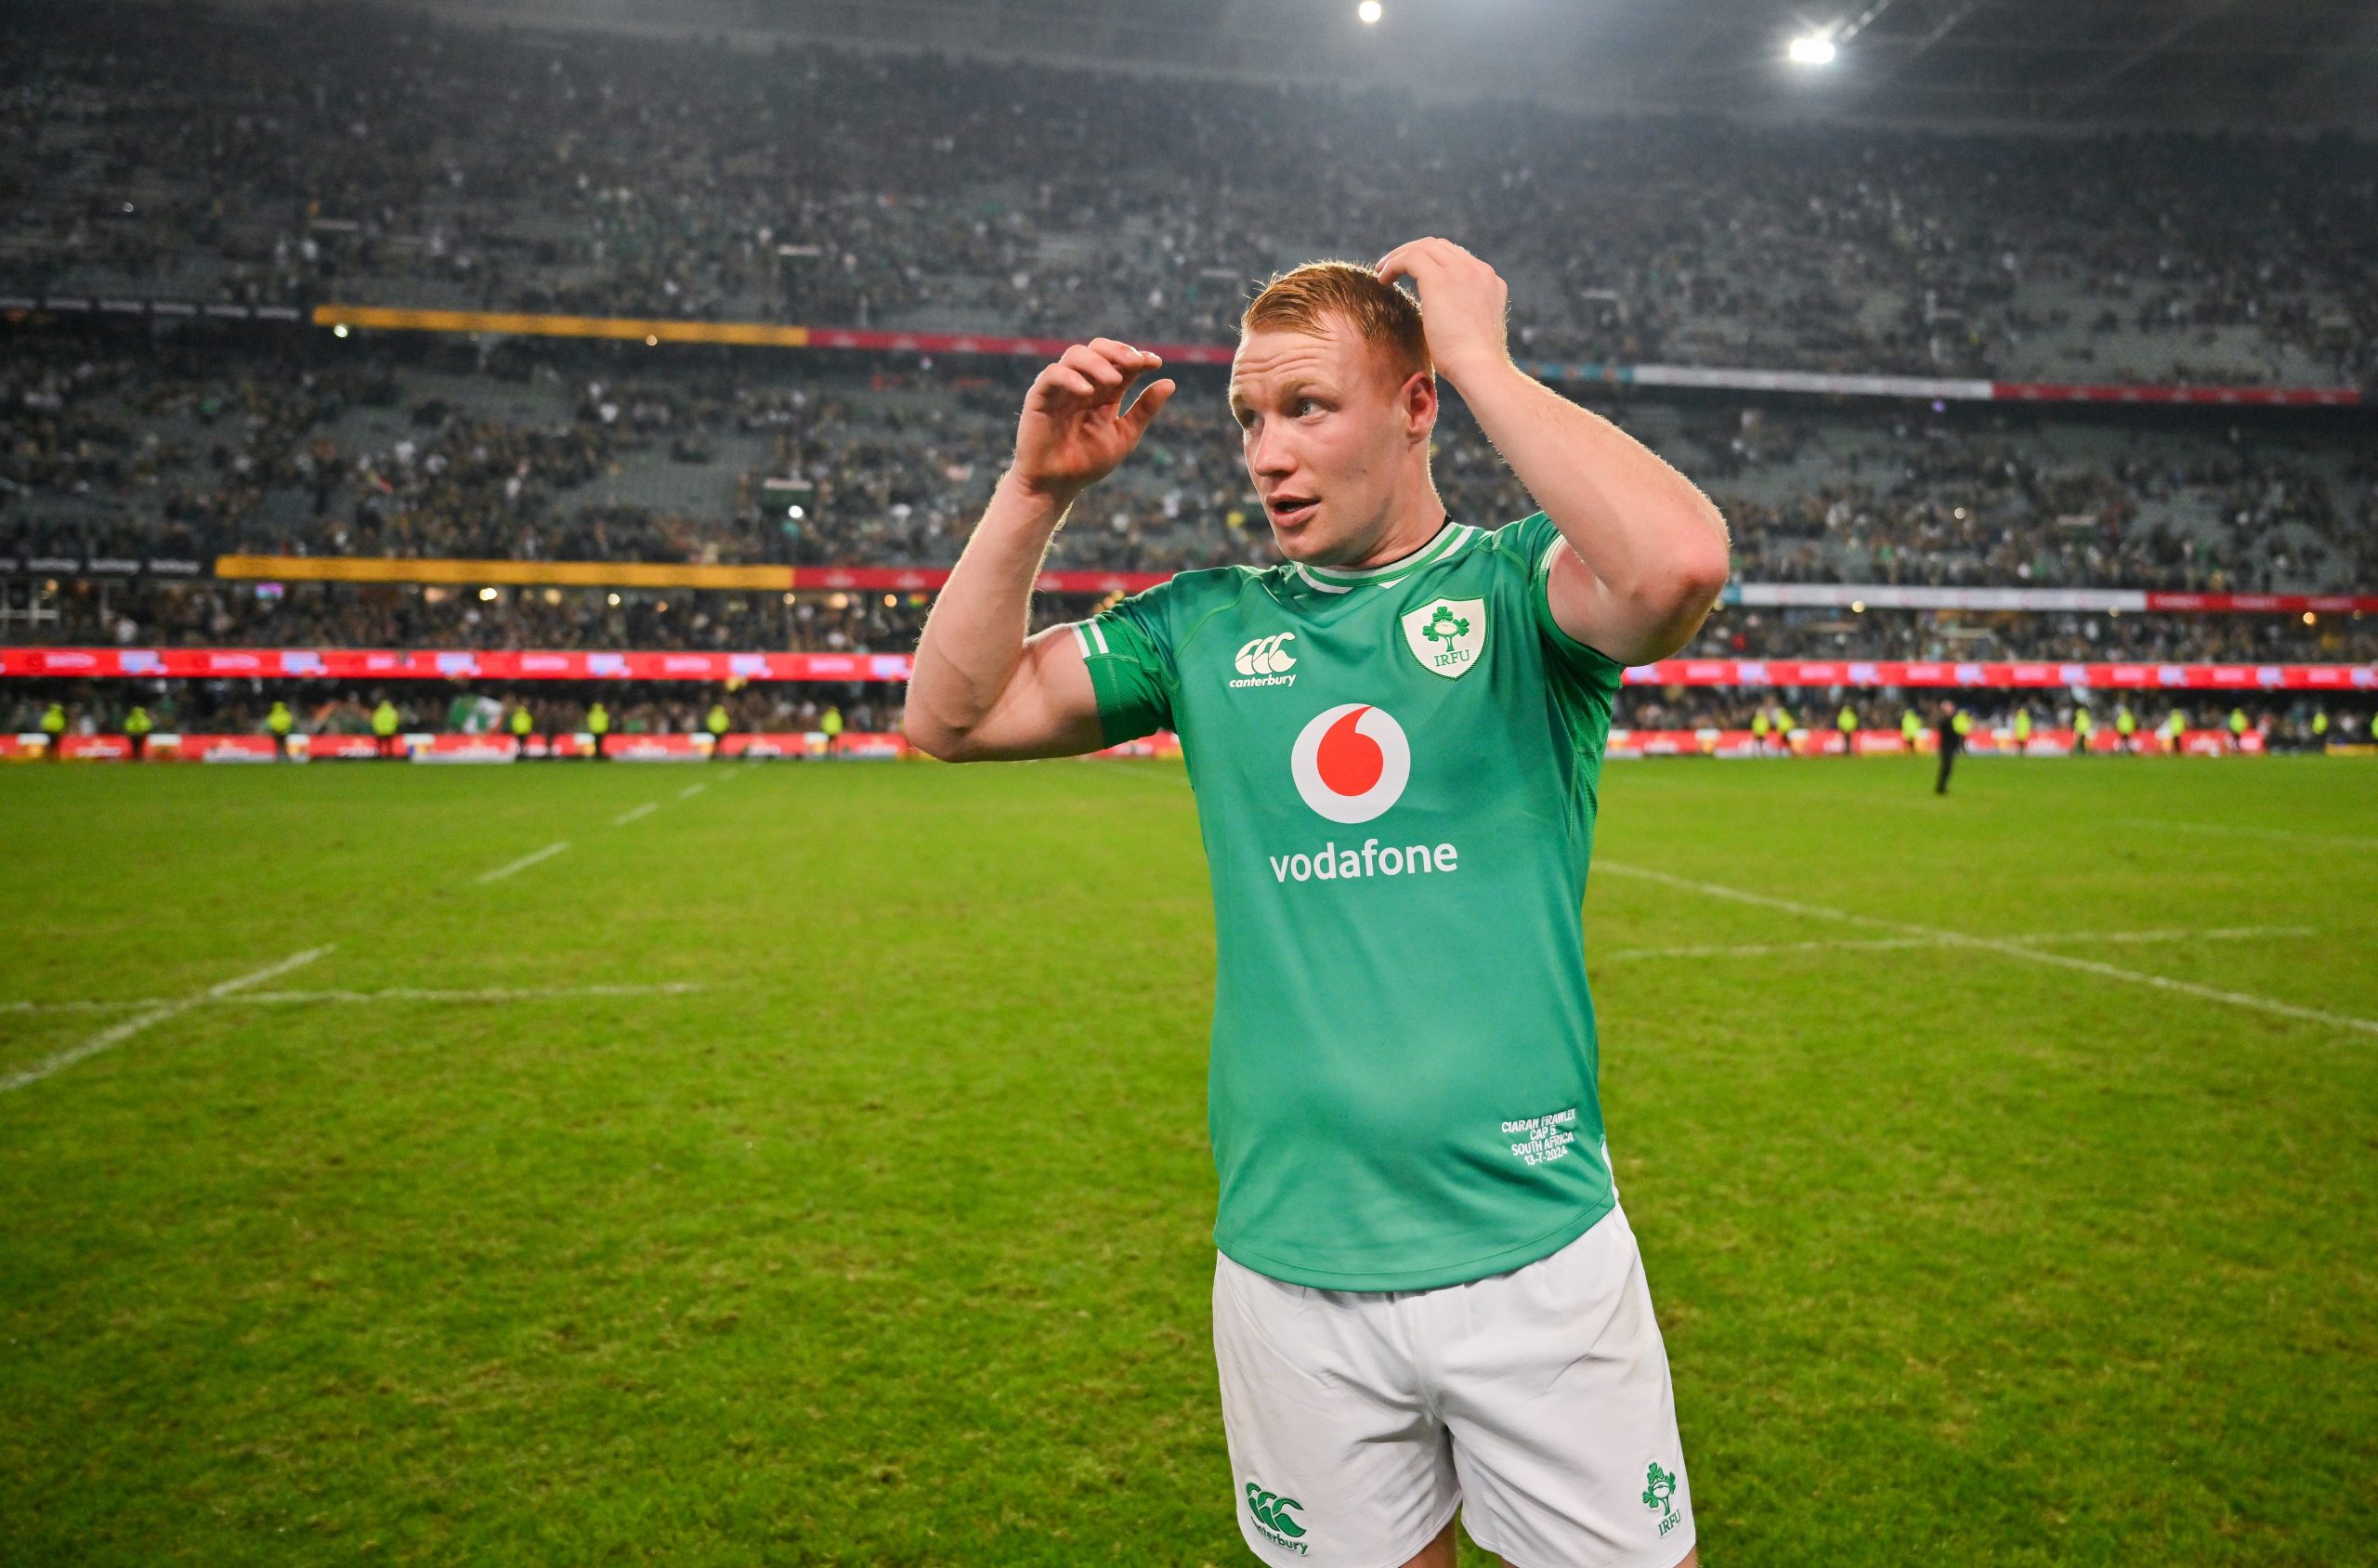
[5,2,2375,389]
[2,3,2371,760]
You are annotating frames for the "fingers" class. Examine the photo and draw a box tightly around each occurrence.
[1119,377,1176,439]
[1377,236,1482,285]
[1031,340,1164,412]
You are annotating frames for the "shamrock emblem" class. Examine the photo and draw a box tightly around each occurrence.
[1641,1462,1677,1518]
[1422,605,1470,645]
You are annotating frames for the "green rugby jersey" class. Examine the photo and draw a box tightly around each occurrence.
[1069,512,1628,1290]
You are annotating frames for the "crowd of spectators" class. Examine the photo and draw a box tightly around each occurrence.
[7,333,2374,609]
[18,578,2375,671]
[5,682,897,744]
[6,2,2376,389]
[9,680,2365,758]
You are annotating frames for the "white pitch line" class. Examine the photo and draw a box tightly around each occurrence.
[224,982,707,1004]
[1596,861,2377,1039]
[1,947,333,1094]
[0,998,159,1014]
[476,840,570,883]
[4,982,707,1016]
[676,782,707,799]
[2128,817,2378,851]
[1596,925,2318,964]
[612,802,659,826]
[2006,925,2319,947]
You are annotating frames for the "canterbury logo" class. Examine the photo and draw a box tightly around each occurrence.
[1235,633,1298,677]
[1245,1483,1307,1541]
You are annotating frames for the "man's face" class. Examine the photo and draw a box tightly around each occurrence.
[1229,317,1432,565]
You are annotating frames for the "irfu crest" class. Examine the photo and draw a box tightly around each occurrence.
[1400,597,1486,679]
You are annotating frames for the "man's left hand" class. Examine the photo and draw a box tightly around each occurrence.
[1376,238,1509,385]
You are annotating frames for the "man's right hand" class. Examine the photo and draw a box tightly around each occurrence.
[1010,339,1174,501]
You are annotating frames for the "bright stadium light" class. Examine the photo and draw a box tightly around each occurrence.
[1788,33,1837,65]
[1357,1,1382,24]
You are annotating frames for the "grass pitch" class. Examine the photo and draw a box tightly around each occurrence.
[2,753,2372,1565]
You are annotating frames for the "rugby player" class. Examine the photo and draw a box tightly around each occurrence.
[906,239,1729,1568]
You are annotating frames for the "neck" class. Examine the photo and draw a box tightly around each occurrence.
[1335,474,1450,570]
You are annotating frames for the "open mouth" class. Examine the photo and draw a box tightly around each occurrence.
[1267,495,1319,527]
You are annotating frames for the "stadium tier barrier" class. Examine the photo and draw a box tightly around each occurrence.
[2,296,2360,410]
[20,553,2378,632]
[294,306,2362,409]
[6,730,2332,764]
[13,551,2373,615]
[4,647,2371,692]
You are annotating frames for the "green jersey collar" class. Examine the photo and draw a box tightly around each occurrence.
[1291,519,1476,595]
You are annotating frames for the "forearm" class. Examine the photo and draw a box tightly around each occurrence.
[1453,360,1730,600]
[905,470,1075,743]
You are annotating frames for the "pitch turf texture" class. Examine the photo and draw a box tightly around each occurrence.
[2,753,2371,1566]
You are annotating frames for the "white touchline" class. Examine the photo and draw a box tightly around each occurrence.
[613,802,659,825]
[1597,926,2319,963]
[677,782,707,799]
[476,840,570,883]
[0,947,333,1094]
[1596,860,2377,1038]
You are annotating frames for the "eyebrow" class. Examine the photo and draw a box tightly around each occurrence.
[1227,377,1323,413]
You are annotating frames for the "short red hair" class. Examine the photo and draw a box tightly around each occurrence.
[1240,260,1432,388]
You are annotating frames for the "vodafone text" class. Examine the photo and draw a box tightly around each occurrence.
[1267,837,1458,884]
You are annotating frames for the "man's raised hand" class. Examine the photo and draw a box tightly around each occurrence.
[1376,238,1510,387]
[1010,338,1175,503]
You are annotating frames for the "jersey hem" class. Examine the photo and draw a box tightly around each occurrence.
[1215,1195,1616,1294]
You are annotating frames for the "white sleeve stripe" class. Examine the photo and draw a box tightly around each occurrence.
[1070,622,1092,657]
[1088,619,1111,655]
[1539,537,1568,577]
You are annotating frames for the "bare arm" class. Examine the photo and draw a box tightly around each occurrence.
[1378,239,1731,666]
[903,338,1174,762]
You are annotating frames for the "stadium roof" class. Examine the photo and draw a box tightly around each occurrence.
[427,0,2378,133]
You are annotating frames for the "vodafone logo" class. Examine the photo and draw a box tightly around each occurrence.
[1290,703,1411,823]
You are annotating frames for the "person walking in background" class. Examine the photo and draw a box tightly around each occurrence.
[2114,702,2137,754]
[40,699,66,760]
[2162,707,2187,754]
[2228,706,2249,752]
[1751,705,1770,753]
[1935,698,1965,795]
[372,698,401,759]
[508,700,535,757]
[1836,702,1857,758]
[705,699,731,761]
[267,699,294,762]
[587,699,611,759]
[2011,705,2032,755]
[124,704,153,761]
[2072,703,2094,757]
[1900,706,1921,753]
[820,703,844,757]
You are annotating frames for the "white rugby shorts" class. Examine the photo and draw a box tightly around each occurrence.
[1213,1206,1693,1568]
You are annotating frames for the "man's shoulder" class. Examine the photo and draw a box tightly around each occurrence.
[1117,562,1278,627]
[1473,510,1560,570]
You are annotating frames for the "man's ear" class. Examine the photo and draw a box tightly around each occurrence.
[1400,371,1438,443]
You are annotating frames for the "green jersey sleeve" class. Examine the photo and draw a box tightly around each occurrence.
[1069,584,1179,746]
[1505,511,1631,686]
